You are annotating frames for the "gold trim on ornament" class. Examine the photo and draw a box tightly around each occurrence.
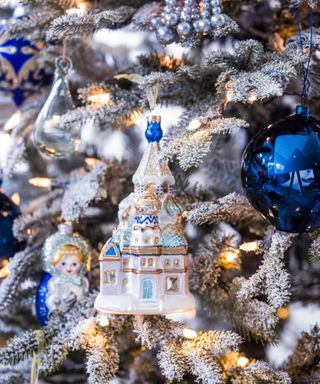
[122,267,187,275]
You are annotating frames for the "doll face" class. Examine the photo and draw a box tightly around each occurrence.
[55,255,82,276]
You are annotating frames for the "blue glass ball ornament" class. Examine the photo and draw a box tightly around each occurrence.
[241,105,320,233]
[35,271,52,327]
[0,190,21,258]
[0,20,51,106]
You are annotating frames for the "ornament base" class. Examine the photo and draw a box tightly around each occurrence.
[94,292,196,316]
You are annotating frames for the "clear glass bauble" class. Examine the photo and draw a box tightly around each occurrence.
[33,57,81,158]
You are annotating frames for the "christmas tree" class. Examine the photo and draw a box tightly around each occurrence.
[0,0,319,383]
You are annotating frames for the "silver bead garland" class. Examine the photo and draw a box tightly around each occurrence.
[152,0,225,45]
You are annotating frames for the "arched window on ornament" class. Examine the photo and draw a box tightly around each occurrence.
[162,183,169,194]
[145,182,156,194]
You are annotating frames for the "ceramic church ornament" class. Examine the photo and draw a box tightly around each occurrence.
[94,115,196,316]
[36,223,91,326]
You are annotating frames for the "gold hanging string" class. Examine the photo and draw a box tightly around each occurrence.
[62,39,67,61]
[30,329,45,384]
[114,74,159,110]
[146,81,159,111]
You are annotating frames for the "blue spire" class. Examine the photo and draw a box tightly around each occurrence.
[145,115,163,143]
[296,105,310,117]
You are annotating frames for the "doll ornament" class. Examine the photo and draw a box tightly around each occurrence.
[36,223,91,326]
[46,244,89,314]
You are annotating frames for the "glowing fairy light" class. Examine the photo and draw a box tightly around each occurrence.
[98,315,110,327]
[127,109,143,126]
[0,260,9,279]
[87,92,112,106]
[187,119,201,131]
[277,307,289,320]
[66,2,87,15]
[29,177,52,188]
[4,110,22,132]
[85,157,100,168]
[239,241,259,253]
[183,328,197,339]
[237,356,250,368]
[11,193,20,206]
[248,92,258,103]
[220,248,241,270]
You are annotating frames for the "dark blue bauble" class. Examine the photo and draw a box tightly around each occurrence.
[36,271,52,326]
[145,117,163,143]
[241,105,320,233]
[0,21,52,106]
[0,191,21,258]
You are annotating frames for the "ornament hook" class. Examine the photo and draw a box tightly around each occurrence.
[55,56,73,77]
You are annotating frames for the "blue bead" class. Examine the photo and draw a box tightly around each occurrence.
[0,21,52,106]
[36,271,52,326]
[241,111,320,233]
[296,104,310,116]
[145,120,163,143]
[0,192,21,258]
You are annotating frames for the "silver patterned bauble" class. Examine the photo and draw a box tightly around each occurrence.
[210,0,220,6]
[198,18,211,33]
[193,20,201,32]
[177,21,192,36]
[164,13,179,26]
[42,223,91,275]
[211,14,225,28]
[156,25,176,44]
[150,17,161,29]
[212,5,222,14]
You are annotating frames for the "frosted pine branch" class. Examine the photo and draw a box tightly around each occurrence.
[133,316,183,348]
[284,325,320,383]
[47,7,136,41]
[0,246,42,311]
[0,314,61,364]
[163,118,247,170]
[187,193,262,226]
[157,340,187,381]
[62,163,107,221]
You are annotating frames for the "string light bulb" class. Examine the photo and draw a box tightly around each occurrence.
[29,177,52,188]
[277,307,289,320]
[221,351,252,371]
[87,92,111,107]
[0,260,9,279]
[4,110,22,132]
[239,241,260,253]
[126,109,143,126]
[219,248,241,270]
[66,2,87,15]
[85,157,101,169]
[98,314,110,327]
[11,193,20,206]
[187,119,201,131]
[182,328,197,339]
[248,92,258,103]
[237,356,250,368]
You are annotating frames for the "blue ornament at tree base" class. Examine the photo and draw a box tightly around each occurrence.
[241,105,320,233]
[0,20,51,106]
[0,190,21,258]
[36,271,52,327]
